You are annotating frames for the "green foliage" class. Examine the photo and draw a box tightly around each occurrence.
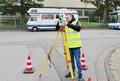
[91,3,113,22]
[0,0,44,15]
[0,0,44,26]
[0,0,6,3]
[80,0,120,23]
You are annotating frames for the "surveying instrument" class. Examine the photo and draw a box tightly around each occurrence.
[39,11,76,81]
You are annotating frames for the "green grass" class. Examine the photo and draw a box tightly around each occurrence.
[80,21,108,28]
[0,24,17,28]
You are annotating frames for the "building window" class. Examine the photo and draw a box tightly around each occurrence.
[78,11,83,16]
[41,14,54,19]
[84,11,94,16]
[84,11,89,16]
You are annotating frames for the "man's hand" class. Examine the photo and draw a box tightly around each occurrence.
[64,20,68,26]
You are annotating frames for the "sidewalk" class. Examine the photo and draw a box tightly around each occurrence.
[108,47,120,81]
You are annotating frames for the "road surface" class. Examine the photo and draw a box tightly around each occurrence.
[0,29,119,81]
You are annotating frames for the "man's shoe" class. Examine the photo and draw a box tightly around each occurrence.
[78,74,85,81]
[65,72,75,78]
[78,77,85,81]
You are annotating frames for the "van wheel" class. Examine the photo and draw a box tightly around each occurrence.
[32,27,38,31]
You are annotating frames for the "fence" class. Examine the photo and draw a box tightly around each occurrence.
[0,15,104,30]
[0,15,28,29]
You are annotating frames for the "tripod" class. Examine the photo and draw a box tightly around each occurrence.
[39,28,75,81]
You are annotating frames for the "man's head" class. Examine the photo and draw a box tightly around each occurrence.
[65,12,72,22]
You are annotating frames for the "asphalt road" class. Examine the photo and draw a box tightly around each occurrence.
[0,29,119,81]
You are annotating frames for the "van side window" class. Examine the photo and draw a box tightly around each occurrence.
[56,14,59,19]
[31,9,37,12]
[30,17,37,21]
[41,15,54,19]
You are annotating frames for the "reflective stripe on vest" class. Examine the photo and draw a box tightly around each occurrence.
[65,21,82,48]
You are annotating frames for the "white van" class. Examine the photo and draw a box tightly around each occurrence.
[27,8,78,31]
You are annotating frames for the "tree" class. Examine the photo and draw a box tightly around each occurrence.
[81,0,120,23]
[0,0,44,27]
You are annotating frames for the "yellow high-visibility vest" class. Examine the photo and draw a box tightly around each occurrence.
[65,21,82,48]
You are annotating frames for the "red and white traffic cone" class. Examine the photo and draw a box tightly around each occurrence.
[88,77,91,81]
[81,53,88,70]
[23,55,34,74]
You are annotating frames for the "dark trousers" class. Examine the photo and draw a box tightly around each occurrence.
[69,47,82,76]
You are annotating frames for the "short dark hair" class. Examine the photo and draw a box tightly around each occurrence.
[66,13,72,16]
[66,10,72,16]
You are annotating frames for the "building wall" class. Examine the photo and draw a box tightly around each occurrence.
[41,0,96,9]
[41,0,96,21]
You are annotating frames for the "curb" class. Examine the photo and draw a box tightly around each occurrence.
[105,49,115,81]
[105,46,120,81]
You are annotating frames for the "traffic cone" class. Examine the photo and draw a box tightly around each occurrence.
[81,53,88,70]
[88,77,91,81]
[23,55,34,74]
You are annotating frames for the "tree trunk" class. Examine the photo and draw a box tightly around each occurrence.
[102,5,108,23]
[19,0,25,28]
[102,0,110,23]
[20,13,25,28]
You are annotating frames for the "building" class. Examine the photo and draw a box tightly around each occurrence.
[41,0,96,21]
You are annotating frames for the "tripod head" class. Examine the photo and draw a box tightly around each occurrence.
[59,12,66,28]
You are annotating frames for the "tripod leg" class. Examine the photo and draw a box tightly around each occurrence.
[39,31,60,79]
[63,31,75,81]
[61,32,69,69]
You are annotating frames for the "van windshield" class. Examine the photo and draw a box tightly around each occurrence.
[109,13,118,23]
[30,17,37,21]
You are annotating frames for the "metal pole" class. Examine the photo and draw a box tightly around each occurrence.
[14,16,17,28]
[88,16,89,25]
[0,15,2,26]
[99,16,100,23]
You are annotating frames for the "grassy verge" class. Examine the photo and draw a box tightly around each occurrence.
[0,24,26,28]
[0,22,108,29]
[0,24,16,28]
[80,21,108,28]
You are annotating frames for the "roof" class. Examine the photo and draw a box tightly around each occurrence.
[109,11,120,14]
[27,8,78,14]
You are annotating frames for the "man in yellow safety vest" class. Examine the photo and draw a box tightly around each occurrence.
[56,12,84,81]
